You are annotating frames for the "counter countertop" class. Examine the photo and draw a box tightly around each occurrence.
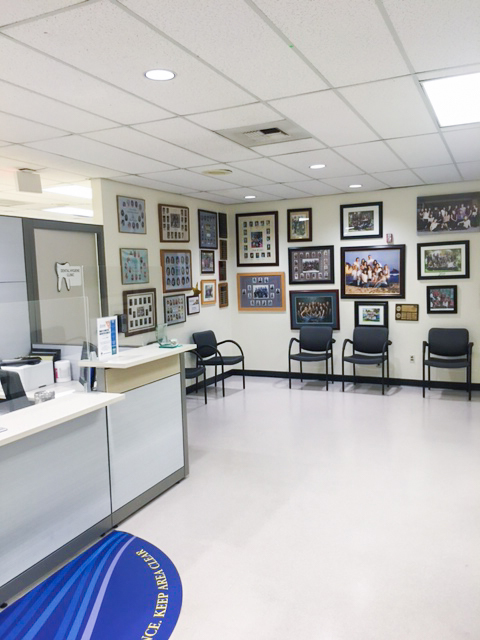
[0,391,123,447]
[78,343,196,369]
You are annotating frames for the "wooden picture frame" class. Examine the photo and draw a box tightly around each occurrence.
[187,294,200,315]
[158,204,190,242]
[163,293,186,325]
[123,288,156,336]
[288,245,334,285]
[236,211,279,267]
[417,192,480,233]
[200,250,215,274]
[198,209,218,249]
[395,304,419,321]
[160,249,192,293]
[289,289,340,330]
[340,202,383,240]
[355,301,388,328]
[287,208,312,242]
[426,285,458,314]
[218,282,229,308]
[341,245,406,299]
[219,238,228,261]
[417,240,469,280]
[117,196,146,234]
[237,272,286,311]
[201,279,216,305]
[120,248,149,285]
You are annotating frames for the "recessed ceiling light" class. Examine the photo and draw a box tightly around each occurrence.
[43,206,93,217]
[145,69,176,81]
[309,164,326,169]
[421,72,480,127]
[44,185,92,199]
[349,184,362,189]
[244,195,256,199]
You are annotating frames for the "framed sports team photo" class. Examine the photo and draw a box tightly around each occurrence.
[187,294,200,315]
[123,288,156,337]
[341,245,406,299]
[236,211,279,267]
[158,204,190,242]
[288,245,334,285]
[160,249,192,293]
[289,290,340,330]
[200,250,215,274]
[287,208,312,242]
[120,248,149,285]
[417,240,469,280]
[237,272,286,311]
[355,301,388,328]
[117,196,146,234]
[426,285,457,314]
[163,293,186,325]
[201,279,216,305]
[198,209,218,249]
[340,202,383,240]
[417,192,480,233]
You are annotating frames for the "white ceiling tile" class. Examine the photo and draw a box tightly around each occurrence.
[0,112,66,144]
[27,135,176,175]
[138,170,240,192]
[273,149,363,179]
[0,152,45,171]
[120,0,327,100]
[371,170,424,187]
[0,36,171,125]
[5,1,252,114]
[382,0,480,72]
[270,91,378,146]
[321,175,389,191]
[254,138,324,157]
[457,162,480,181]
[190,192,238,205]
[0,140,8,147]
[282,181,343,196]
[253,0,409,86]
[85,127,209,169]
[443,129,480,163]
[189,165,273,188]
[336,141,406,173]
[255,184,311,199]
[339,77,437,138]
[228,158,309,183]
[133,119,258,162]
[112,175,197,194]
[0,0,82,26]
[387,134,453,168]
[186,104,280,131]
[414,165,463,184]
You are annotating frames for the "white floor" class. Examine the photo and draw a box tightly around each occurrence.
[122,377,480,640]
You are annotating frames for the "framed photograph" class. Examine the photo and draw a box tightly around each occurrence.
[417,192,480,233]
[426,285,458,314]
[158,204,190,242]
[340,202,383,240]
[341,245,406,299]
[200,250,215,274]
[160,249,192,293]
[123,288,156,337]
[288,245,334,285]
[289,290,340,330]
[236,211,279,267]
[201,279,216,305]
[219,238,228,261]
[355,301,388,328]
[287,208,312,242]
[417,240,469,280]
[187,294,200,315]
[163,293,186,325]
[218,282,229,308]
[219,260,227,281]
[237,272,286,312]
[120,248,149,285]
[218,212,228,239]
[395,304,419,321]
[117,196,146,234]
[198,209,218,249]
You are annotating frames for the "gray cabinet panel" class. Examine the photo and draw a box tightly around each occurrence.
[0,217,26,283]
[0,281,31,358]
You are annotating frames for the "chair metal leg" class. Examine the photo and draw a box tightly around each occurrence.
[422,360,426,398]
[468,363,472,401]
[353,364,356,385]
[387,355,390,387]
[381,359,385,395]
[288,357,292,389]
[195,375,199,394]
[203,372,207,404]
[331,353,334,383]
[428,365,431,390]
[221,364,225,397]
[342,358,345,392]
[300,361,303,382]
[325,358,329,391]
[215,365,217,387]
[242,359,245,390]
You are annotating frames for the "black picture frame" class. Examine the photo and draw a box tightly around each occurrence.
[163,293,186,325]
[417,240,469,280]
[187,294,200,315]
[123,288,156,337]
[288,245,334,285]
[198,209,218,249]
[218,260,227,281]
[236,211,279,267]
[289,289,340,330]
[426,285,458,314]
[200,250,215,274]
[218,212,228,239]
[354,301,388,328]
[416,192,480,233]
[340,202,383,240]
[341,245,406,299]
[158,204,190,242]
[287,208,312,242]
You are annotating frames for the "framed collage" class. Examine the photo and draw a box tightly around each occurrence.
[198,210,218,249]
[341,245,406,299]
[160,249,192,293]
[417,240,469,280]
[237,272,285,311]
[158,204,190,242]
[288,245,334,285]
[163,294,186,325]
[120,248,149,285]
[236,211,279,267]
[117,196,146,234]
[289,290,340,330]
[123,288,156,337]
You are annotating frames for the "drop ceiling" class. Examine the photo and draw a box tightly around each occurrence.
[0,0,478,212]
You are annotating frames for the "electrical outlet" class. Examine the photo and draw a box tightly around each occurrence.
[410,355,415,363]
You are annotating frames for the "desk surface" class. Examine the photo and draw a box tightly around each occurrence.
[79,343,196,369]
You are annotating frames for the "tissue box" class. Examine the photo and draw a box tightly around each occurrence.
[1,360,55,391]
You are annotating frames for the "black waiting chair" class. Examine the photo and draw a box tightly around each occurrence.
[185,349,207,404]
[342,327,391,395]
[192,330,245,397]
[423,328,473,400]
[288,327,335,390]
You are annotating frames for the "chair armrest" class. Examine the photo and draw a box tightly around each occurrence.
[468,342,474,358]
[197,345,225,362]
[217,339,244,357]
[422,341,428,362]
[288,337,299,356]
[190,349,206,365]
[381,340,391,355]
[331,338,336,343]
[342,338,352,359]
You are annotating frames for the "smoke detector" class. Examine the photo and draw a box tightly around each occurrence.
[216,119,311,148]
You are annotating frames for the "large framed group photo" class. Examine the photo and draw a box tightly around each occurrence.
[416,192,480,233]
[289,290,340,330]
[341,245,406,299]
[417,240,469,280]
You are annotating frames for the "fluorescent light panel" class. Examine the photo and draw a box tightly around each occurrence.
[43,206,93,217]
[421,72,480,127]
[44,185,92,198]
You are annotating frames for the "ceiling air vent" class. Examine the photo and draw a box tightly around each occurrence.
[216,119,311,148]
